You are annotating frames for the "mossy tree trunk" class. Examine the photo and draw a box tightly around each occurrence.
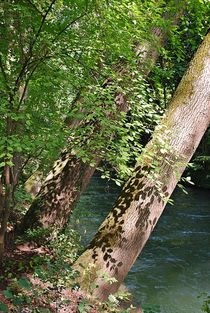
[73,31,210,301]
[18,26,167,235]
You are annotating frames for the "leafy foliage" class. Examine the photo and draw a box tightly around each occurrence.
[0,227,137,312]
[147,0,210,108]
[1,0,208,198]
[202,294,210,313]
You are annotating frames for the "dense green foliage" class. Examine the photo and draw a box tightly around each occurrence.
[202,294,210,313]
[0,0,164,177]
[1,0,209,179]
[0,0,209,182]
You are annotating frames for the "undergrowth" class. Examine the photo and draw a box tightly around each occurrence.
[0,229,139,312]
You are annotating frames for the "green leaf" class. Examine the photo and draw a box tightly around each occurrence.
[3,289,13,299]
[78,301,90,313]
[18,278,32,291]
[0,303,8,312]
[108,294,118,304]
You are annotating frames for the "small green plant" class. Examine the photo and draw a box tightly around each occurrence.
[22,226,53,245]
[98,277,136,313]
[1,277,32,312]
[78,299,92,313]
[0,227,83,312]
[0,302,9,312]
[201,294,210,313]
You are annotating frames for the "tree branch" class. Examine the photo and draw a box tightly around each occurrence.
[25,0,44,17]
[13,0,57,99]
[52,10,88,43]
[20,155,32,174]
[33,0,57,45]
[17,57,44,111]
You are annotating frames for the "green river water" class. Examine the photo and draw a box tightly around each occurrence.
[72,175,210,313]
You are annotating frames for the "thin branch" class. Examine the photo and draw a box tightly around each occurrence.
[13,58,30,96]
[52,10,88,43]
[25,0,44,17]
[33,0,57,45]
[18,83,28,109]
[60,50,107,81]
[21,147,44,176]
[14,0,57,95]
[4,166,10,186]
[27,54,54,69]
[17,59,42,111]
[13,0,87,105]
[21,155,32,173]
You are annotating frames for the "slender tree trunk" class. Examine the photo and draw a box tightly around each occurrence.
[73,31,210,300]
[0,166,12,261]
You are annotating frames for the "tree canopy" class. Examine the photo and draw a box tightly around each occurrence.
[1,0,208,178]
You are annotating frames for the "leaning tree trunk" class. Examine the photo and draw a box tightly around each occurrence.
[73,31,210,301]
[19,154,101,233]
[18,25,168,235]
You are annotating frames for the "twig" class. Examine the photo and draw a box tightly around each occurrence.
[14,0,57,97]
[21,155,32,173]
[25,0,44,17]
[52,10,88,43]
[17,55,46,110]
[33,0,57,44]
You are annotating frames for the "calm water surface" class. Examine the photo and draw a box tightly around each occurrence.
[72,176,210,313]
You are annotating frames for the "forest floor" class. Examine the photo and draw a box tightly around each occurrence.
[0,224,141,313]
[0,243,99,313]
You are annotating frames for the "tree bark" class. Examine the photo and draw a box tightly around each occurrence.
[73,31,210,301]
[19,153,100,233]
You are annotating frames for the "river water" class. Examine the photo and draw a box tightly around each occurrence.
[72,176,210,313]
